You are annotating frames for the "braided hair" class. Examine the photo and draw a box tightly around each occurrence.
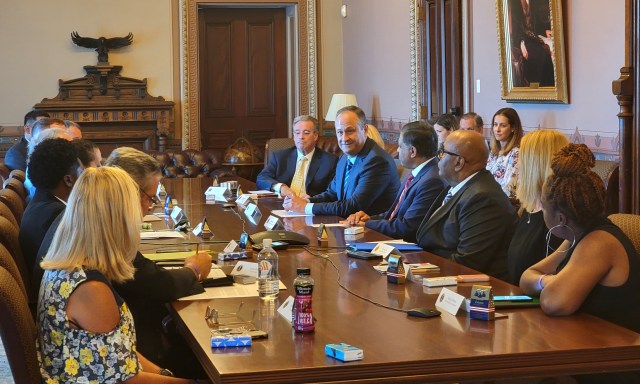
[543,144,605,228]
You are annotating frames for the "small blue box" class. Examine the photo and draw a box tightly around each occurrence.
[211,334,252,348]
[325,343,363,362]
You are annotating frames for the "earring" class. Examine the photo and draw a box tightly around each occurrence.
[545,224,576,257]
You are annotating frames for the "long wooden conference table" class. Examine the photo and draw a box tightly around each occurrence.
[146,178,640,383]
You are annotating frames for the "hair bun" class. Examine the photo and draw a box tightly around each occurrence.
[551,143,595,177]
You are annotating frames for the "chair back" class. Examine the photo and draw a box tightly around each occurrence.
[0,163,10,181]
[4,178,27,202]
[0,267,40,384]
[264,138,294,166]
[0,216,30,300]
[0,199,18,229]
[0,188,25,225]
[9,169,27,183]
[0,242,27,299]
[608,213,640,256]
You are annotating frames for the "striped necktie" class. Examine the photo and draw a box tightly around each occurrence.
[342,160,354,196]
[388,174,414,221]
[442,190,453,206]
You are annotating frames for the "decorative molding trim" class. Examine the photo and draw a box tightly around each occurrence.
[180,0,317,150]
[409,0,420,121]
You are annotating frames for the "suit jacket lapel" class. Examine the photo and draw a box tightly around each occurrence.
[337,155,348,199]
[286,149,298,181]
[423,172,477,230]
[305,149,321,188]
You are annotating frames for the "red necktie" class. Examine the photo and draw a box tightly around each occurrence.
[388,174,414,221]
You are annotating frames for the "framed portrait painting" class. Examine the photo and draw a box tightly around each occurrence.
[496,0,568,103]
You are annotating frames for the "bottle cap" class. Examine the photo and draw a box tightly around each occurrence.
[263,238,272,247]
[297,267,311,275]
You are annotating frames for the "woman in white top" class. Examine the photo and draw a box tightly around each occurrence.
[486,107,523,200]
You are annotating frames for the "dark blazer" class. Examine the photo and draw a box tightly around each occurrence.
[256,147,338,196]
[33,211,204,362]
[5,137,28,171]
[309,138,399,218]
[365,158,444,242]
[415,170,516,279]
[19,188,65,275]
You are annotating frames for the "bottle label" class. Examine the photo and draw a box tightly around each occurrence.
[258,260,273,276]
[293,295,314,331]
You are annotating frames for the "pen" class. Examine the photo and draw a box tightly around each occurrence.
[156,248,192,253]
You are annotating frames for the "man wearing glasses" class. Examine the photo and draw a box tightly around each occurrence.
[257,115,337,198]
[416,130,516,280]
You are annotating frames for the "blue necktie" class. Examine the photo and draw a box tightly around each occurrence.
[343,160,353,196]
[442,191,453,205]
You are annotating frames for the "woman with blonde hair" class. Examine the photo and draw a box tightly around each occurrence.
[487,107,524,199]
[506,129,567,284]
[366,124,386,149]
[37,167,195,383]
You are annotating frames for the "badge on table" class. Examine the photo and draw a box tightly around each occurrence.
[469,285,495,321]
[156,182,167,200]
[386,254,406,284]
[317,223,329,240]
[264,215,284,231]
[192,217,213,238]
[236,194,256,207]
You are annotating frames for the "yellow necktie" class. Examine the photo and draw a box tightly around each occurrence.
[290,157,308,196]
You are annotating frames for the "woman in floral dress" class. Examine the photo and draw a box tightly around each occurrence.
[487,107,524,200]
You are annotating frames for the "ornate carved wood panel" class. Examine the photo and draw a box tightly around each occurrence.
[34,65,174,156]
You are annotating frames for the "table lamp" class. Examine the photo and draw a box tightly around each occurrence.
[325,94,358,121]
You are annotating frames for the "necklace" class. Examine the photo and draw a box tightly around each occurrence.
[527,212,532,224]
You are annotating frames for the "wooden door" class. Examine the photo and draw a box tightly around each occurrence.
[199,8,287,153]
[420,0,463,118]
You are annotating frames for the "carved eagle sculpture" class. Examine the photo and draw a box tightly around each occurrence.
[71,31,133,65]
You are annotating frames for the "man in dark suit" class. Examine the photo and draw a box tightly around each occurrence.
[256,115,337,197]
[344,121,444,242]
[20,139,79,277]
[5,109,50,171]
[283,105,399,217]
[416,130,516,279]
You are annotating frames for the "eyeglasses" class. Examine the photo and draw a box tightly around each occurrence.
[437,148,465,161]
[140,187,160,205]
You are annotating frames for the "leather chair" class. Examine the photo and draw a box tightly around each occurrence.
[3,178,26,203]
[9,169,26,183]
[608,213,640,255]
[0,243,27,299]
[0,189,24,225]
[0,267,40,384]
[0,200,18,230]
[0,216,30,301]
[264,138,294,166]
[148,149,234,179]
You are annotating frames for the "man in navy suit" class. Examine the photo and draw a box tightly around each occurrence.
[416,130,516,279]
[344,121,444,242]
[4,109,50,171]
[257,115,337,197]
[284,106,399,218]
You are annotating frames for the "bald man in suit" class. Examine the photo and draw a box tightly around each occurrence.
[416,130,516,279]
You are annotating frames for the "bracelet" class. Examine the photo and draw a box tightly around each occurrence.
[186,263,202,281]
[537,274,548,291]
[159,368,174,376]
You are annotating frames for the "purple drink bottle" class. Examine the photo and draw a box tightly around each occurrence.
[292,268,315,332]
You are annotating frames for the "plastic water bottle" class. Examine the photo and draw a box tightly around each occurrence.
[292,268,315,332]
[257,239,279,300]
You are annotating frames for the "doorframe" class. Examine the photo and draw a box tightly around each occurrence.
[180,0,318,149]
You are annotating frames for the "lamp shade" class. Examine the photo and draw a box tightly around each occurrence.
[325,93,358,121]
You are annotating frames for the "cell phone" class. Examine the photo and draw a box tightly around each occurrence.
[239,232,249,249]
[347,250,383,260]
[493,295,533,302]
[252,241,288,251]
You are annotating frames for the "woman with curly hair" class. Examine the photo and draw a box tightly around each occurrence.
[520,143,640,382]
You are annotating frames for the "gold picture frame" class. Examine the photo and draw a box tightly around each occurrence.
[496,0,568,103]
